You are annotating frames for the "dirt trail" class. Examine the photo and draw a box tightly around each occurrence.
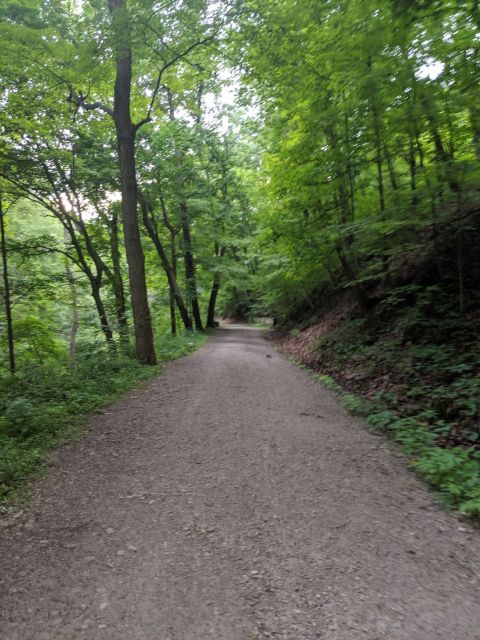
[1,325,479,640]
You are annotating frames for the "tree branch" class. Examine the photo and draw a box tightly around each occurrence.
[135,29,220,131]
[67,88,114,118]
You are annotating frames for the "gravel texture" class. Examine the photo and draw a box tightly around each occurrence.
[1,325,479,639]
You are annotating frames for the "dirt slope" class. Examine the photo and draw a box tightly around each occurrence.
[0,325,479,639]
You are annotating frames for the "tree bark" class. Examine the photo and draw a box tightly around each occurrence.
[169,231,177,335]
[91,277,114,344]
[206,275,220,328]
[139,194,193,330]
[421,92,460,193]
[108,0,156,364]
[108,209,129,344]
[165,87,203,331]
[61,216,114,345]
[179,197,203,330]
[469,104,480,161]
[335,243,370,315]
[373,114,385,215]
[0,194,15,375]
[206,243,226,328]
[64,228,79,365]
[408,136,418,208]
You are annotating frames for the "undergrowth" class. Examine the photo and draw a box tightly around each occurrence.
[289,283,480,517]
[0,332,205,503]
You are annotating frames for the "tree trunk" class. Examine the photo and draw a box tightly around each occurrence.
[373,120,385,215]
[91,277,114,344]
[457,225,465,315]
[61,217,114,345]
[64,228,79,365]
[0,195,15,375]
[335,243,370,315]
[140,195,193,330]
[179,198,203,330]
[343,104,356,220]
[206,243,226,328]
[108,209,129,344]
[422,93,460,194]
[108,0,156,364]
[165,87,203,331]
[169,233,177,335]
[408,136,418,208]
[384,142,400,208]
[206,275,220,328]
[469,104,480,161]
[159,193,188,334]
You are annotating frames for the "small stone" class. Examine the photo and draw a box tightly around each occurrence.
[105,528,115,535]
[99,602,108,610]
[117,550,125,556]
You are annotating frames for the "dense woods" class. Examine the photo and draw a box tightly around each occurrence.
[1,0,480,512]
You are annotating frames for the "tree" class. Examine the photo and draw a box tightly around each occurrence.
[232,0,480,319]
[106,0,156,363]
[0,192,15,374]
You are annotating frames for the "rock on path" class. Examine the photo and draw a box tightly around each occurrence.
[1,325,479,639]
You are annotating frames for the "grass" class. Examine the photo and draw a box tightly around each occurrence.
[0,331,206,505]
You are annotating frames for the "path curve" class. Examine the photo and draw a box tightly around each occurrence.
[1,325,479,639]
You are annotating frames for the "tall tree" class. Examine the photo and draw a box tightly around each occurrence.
[107,0,156,364]
[164,86,204,331]
[0,193,15,374]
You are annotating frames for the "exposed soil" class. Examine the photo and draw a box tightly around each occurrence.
[1,325,479,639]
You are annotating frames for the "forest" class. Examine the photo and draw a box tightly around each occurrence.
[1,0,480,514]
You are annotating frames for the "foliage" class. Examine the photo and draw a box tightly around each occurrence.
[233,0,480,319]
[415,449,480,516]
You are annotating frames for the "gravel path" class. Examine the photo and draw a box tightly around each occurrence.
[1,325,480,640]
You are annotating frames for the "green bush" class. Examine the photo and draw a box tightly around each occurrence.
[414,448,480,516]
